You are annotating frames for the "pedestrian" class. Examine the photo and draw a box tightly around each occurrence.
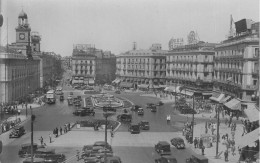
[68,123,70,131]
[60,127,62,135]
[194,138,197,148]
[56,127,59,137]
[49,134,52,143]
[110,130,114,137]
[39,136,43,145]
[201,145,205,155]
[224,150,229,162]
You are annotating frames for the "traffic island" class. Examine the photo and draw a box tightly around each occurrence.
[72,119,121,132]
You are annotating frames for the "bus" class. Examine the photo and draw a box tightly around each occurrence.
[46,90,56,104]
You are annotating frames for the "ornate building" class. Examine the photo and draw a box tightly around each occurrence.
[71,44,116,85]
[166,41,216,98]
[116,43,167,89]
[212,19,259,109]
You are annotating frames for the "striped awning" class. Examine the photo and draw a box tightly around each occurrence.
[210,93,225,102]
[224,98,241,110]
[220,96,231,104]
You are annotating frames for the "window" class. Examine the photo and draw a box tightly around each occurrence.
[255,48,259,57]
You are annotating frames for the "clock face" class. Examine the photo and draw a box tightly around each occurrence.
[19,33,25,40]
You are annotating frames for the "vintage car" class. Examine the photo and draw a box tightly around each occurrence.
[103,156,122,163]
[146,103,156,109]
[93,141,112,150]
[67,99,73,105]
[18,143,38,157]
[151,106,157,112]
[9,126,25,138]
[81,145,93,159]
[84,156,101,163]
[73,109,87,116]
[23,158,45,163]
[157,101,164,106]
[82,108,95,116]
[59,95,64,101]
[131,105,141,112]
[117,114,132,122]
[137,108,144,116]
[138,120,150,130]
[43,153,66,163]
[170,137,185,149]
[77,95,82,101]
[186,154,208,163]
[128,124,140,134]
[103,106,116,112]
[155,156,177,163]
[155,141,171,155]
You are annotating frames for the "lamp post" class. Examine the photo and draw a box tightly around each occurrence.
[30,108,35,163]
[103,97,113,163]
[215,103,221,158]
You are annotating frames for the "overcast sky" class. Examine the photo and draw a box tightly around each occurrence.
[0,0,259,56]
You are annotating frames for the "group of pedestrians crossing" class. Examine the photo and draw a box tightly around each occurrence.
[49,123,71,143]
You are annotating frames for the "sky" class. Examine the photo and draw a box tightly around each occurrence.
[0,0,259,56]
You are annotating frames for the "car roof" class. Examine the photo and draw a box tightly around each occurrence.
[36,148,55,153]
[172,137,183,140]
[158,141,170,145]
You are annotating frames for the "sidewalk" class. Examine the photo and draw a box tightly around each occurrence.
[185,120,242,163]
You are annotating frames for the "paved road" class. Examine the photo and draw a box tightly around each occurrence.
[1,85,214,163]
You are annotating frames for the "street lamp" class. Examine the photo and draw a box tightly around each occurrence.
[102,97,114,163]
[30,107,36,163]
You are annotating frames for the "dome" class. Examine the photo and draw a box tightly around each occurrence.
[18,10,27,19]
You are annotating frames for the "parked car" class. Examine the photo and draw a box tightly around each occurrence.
[43,153,66,163]
[115,90,121,94]
[155,156,177,163]
[18,143,38,157]
[117,114,132,122]
[81,145,93,159]
[138,120,150,130]
[128,124,140,134]
[151,106,157,112]
[93,141,112,150]
[103,156,122,163]
[186,154,208,163]
[170,137,185,149]
[155,141,171,155]
[83,108,95,116]
[60,95,64,101]
[146,103,156,109]
[131,105,141,111]
[23,158,45,163]
[137,108,144,116]
[73,109,87,116]
[157,101,164,106]
[84,156,101,163]
[9,126,25,138]
[103,107,116,112]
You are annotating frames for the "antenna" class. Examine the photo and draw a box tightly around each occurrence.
[228,15,235,38]
[6,17,8,52]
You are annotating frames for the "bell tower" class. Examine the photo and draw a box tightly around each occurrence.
[16,10,31,46]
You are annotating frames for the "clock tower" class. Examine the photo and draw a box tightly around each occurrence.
[15,10,31,46]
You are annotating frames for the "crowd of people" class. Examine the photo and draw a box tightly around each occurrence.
[52,123,71,138]
[1,117,21,133]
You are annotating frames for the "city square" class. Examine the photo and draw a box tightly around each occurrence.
[0,0,259,163]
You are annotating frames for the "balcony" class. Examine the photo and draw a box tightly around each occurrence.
[242,85,257,90]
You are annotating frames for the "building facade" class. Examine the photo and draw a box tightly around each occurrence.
[116,44,167,88]
[0,47,40,103]
[71,44,116,85]
[166,42,216,98]
[213,20,259,108]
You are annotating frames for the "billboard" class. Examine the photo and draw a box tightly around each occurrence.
[169,38,184,50]
[73,44,92,51]
[235,19,253,34]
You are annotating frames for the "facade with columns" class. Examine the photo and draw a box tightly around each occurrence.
[166,42,216,98]
[116,44,167,88]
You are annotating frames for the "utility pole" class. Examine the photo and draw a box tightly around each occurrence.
[30,108,35,163]
[191,94,195,144]
[215,104,220,158]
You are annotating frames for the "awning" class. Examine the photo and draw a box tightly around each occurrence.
[224,98,241,110]
[238,128,260,148]
[244,104,259,122]
[202,92,212,96]
[220,96,231,104]
[89,79,95,84]
[72,80,79,84]
[120,82,133,88]
[138,84,149,89]
[210,93,225,102]
[212,92,220,98]
[181,90,194,96]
